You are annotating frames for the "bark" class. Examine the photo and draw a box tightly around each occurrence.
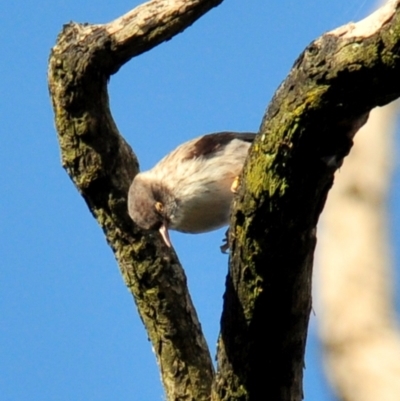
[318,103,400,401]
[47,0,400,400]
[215,1,400,400]
[48,1,223,400]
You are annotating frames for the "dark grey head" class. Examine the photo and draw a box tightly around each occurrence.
[127,173,172,247]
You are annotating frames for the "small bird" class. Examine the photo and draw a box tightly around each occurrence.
[127,132,256,249]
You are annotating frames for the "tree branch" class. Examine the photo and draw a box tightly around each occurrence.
[48,1,223,400]
[214,1,400,400]
[48,0,400,400]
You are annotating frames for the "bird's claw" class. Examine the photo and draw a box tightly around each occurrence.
[220,229,230,253]
[230,176,240,193]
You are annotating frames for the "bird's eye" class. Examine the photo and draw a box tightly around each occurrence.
[154,202,164,214]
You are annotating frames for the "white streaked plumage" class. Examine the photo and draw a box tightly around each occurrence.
[128,132,256,248]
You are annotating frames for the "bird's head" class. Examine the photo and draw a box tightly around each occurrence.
[127,173,172,247]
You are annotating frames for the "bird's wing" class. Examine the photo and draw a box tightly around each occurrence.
[183,132,257,161]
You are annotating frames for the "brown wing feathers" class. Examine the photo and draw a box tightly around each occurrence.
[185,132,257,160]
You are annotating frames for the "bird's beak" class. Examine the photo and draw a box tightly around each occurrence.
[159,224,172,248]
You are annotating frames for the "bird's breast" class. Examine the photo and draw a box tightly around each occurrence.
[169,184,233,234]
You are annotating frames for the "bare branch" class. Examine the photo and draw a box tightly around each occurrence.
[48,1,223,400]
[215,1,400,400]
[77,0,224,74]
[48,0,400,399]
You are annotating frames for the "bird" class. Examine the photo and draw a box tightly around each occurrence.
[127,132,256,249]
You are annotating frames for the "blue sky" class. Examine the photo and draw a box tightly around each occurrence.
[1,0,398,400]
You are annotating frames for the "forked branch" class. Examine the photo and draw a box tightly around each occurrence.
[48,1,400,401]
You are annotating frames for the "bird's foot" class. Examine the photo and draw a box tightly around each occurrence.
[220,228,230,254]
[231,176,240,193]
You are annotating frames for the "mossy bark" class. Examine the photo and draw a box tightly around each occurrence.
[48,1,224,400]
[214,8,400,401]
[48,1,400,401]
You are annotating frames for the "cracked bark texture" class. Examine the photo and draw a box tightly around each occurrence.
[47,0,400,400]
[48,1,223,400]
[215,1,400,400]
